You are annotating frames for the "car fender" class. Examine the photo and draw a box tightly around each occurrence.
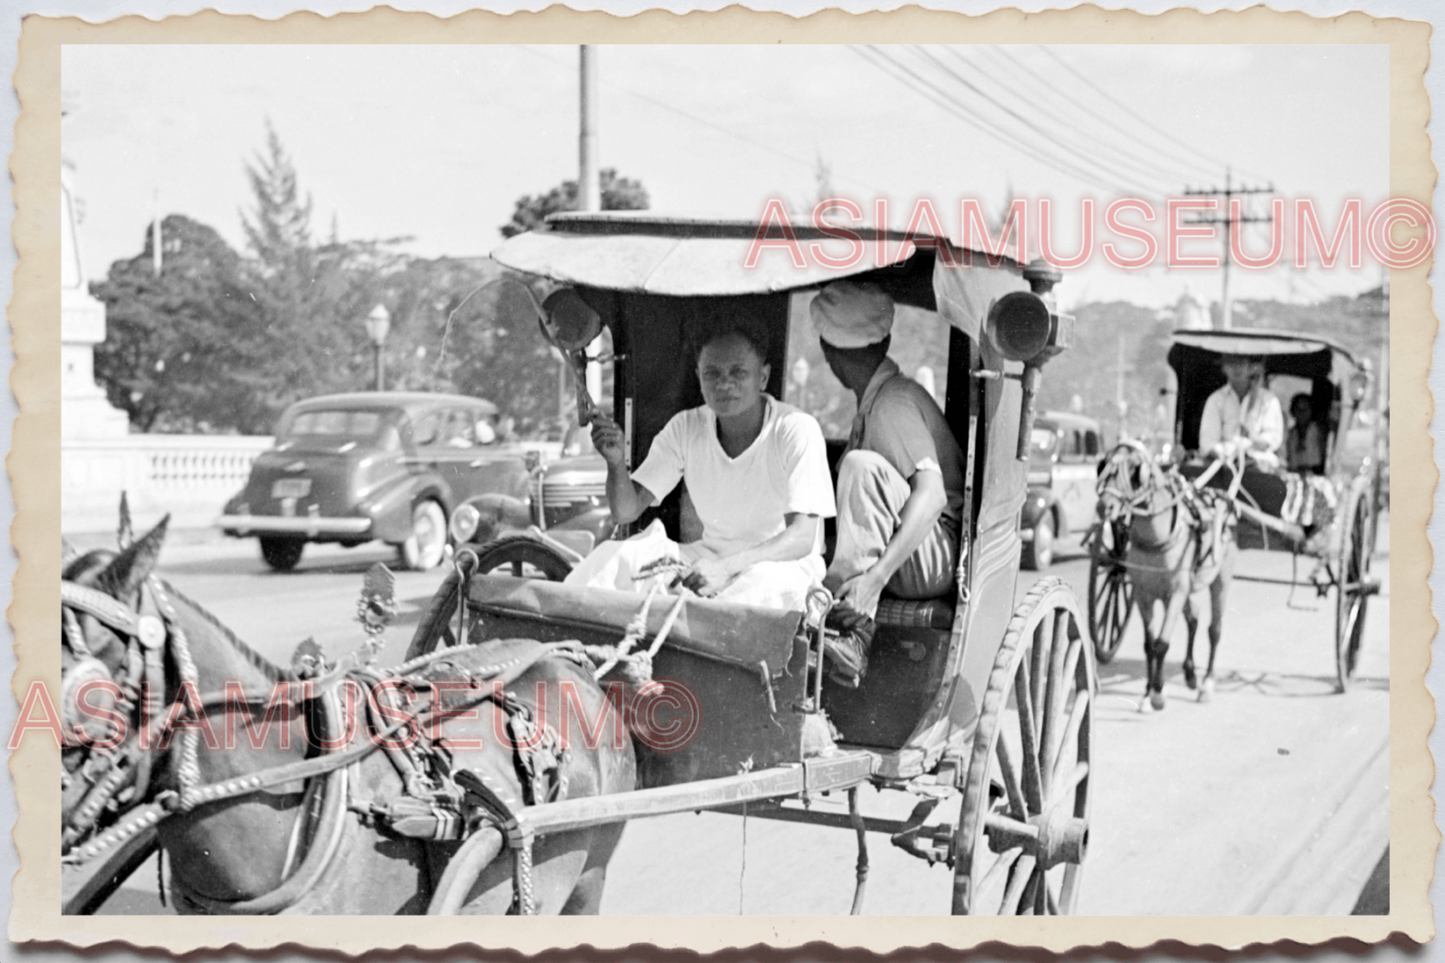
[362,474,450,543]
[549,504,616,544]
[460,492,534,545]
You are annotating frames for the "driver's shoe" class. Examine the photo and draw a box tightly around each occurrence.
[823,606,876,689]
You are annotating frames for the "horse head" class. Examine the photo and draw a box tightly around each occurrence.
[1096,442,1183,550]
[60,516,169,849]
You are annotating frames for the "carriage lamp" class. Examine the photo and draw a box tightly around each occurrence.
[985,291,1075,460]
[364,304,391,392]
[540,287,603,426]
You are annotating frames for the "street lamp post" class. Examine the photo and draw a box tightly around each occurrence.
[365,304,390,391]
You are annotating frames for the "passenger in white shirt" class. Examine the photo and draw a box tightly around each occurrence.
[564,327,836,612]
[1197,355,1284,471]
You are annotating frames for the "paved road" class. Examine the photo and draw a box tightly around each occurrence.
[80,518,1390,915]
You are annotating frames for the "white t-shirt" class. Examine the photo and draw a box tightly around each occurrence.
[631,396,836,557]
[1198,383,1284,467]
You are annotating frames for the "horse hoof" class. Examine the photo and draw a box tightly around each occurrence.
[1199,678,1215,703]
[1183,671,1197,690]
[1150,691,1168,711]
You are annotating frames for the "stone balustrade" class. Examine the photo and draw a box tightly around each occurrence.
[62,435,272,534]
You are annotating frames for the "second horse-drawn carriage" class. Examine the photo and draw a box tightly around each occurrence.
[1088,328,1383,695]
[61,213,1099,916]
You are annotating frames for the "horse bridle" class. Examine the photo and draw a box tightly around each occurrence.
[60,573,574,915]
[60,576,179,853]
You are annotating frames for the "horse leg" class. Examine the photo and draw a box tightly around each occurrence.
[559,823,626,914]
[1134,584,1171,713]
[1181,595,1199,691]
[1146,589,1189,712]
[1202,544,1237,701]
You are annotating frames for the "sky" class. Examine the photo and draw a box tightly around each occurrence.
[61,43,1390,312]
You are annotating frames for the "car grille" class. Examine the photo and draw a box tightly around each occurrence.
[542,478,606,508]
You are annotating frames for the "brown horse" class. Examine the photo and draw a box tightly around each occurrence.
[1097,444,1237,711]
[61,517,636,914]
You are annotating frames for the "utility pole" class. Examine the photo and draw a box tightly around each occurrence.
[1116,332,1128,442]
[151,189,162,277]
[578,45,600,213]
[577,45,604,413]
[1184,167,1275,329]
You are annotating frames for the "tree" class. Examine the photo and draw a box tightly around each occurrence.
[499,168,649,238]
[239,121,410,413]
[91,215,272,432]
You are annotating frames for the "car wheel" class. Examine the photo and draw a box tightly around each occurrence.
[1021,513,1055,571]
[398,500,447,571]
[260,536,305,572]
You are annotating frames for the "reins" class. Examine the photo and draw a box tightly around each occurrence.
[62,562,680,917]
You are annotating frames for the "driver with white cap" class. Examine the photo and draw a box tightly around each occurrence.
[812,280,966,687]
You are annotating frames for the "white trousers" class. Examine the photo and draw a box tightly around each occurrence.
[564,519,825,613]
[826,450,958,616]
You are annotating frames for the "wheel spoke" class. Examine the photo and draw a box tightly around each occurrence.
[1014,659,1044,813]
[1062,635,1082,696]
[1051,689,1091,793]
[994,732,1029,820]
[1002,853,1037,914]
[1030,622,1048,721]
[1045,877,1060,915]
[977,846,1023,900]
[1054,759,1090,798]
[1059,862,1081,914]
[1040,612,1070,797]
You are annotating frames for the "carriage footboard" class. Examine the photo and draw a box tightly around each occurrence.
[514,750,876,835]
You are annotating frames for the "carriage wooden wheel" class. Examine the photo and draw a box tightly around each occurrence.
[1333,480,1376,693]
[952,578,1095,915]
[1086,515,1133,664]
[407,536,575,658]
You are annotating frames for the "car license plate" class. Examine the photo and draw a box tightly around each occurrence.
[272,478,311,499]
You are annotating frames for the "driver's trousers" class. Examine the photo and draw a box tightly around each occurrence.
[826,450,959,619]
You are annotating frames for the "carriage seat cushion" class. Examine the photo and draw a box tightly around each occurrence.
[466,576,802,673]
[874,595,956,631]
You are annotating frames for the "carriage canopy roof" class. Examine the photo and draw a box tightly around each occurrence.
[490,211,1032,347]
[1168,328,1363,386]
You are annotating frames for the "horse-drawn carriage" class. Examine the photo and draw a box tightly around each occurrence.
[1088,328,1383,695]
[61,214,1097,916]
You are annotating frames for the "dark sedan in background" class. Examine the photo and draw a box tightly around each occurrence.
[1020,411,1104,570]
[218,392,534,571]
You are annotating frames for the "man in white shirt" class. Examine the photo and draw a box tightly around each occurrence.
[564,327,836,612]
[1197,355,1284,471]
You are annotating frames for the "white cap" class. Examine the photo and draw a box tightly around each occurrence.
[811,280,894,349]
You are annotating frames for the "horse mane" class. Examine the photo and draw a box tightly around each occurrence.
[160,578,298,683]
[64,548,296,683]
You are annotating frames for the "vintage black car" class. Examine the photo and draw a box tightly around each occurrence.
[1019,411,1103,570]
[218,392,533,572]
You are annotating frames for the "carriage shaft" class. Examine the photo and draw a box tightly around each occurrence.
[517,751,875,834]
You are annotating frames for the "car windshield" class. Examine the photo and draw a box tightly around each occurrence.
[285,409,386,440]
[1030,427,1056,459]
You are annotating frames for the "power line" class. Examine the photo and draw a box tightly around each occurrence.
[1036,46,1272,186]
[976,45,1221,184]
[851,45,1135,197]
[904,45,1163,196]
[514,44,888,198]
[944,46,1189,194]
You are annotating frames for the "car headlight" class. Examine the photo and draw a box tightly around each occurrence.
[450,504,481,543]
